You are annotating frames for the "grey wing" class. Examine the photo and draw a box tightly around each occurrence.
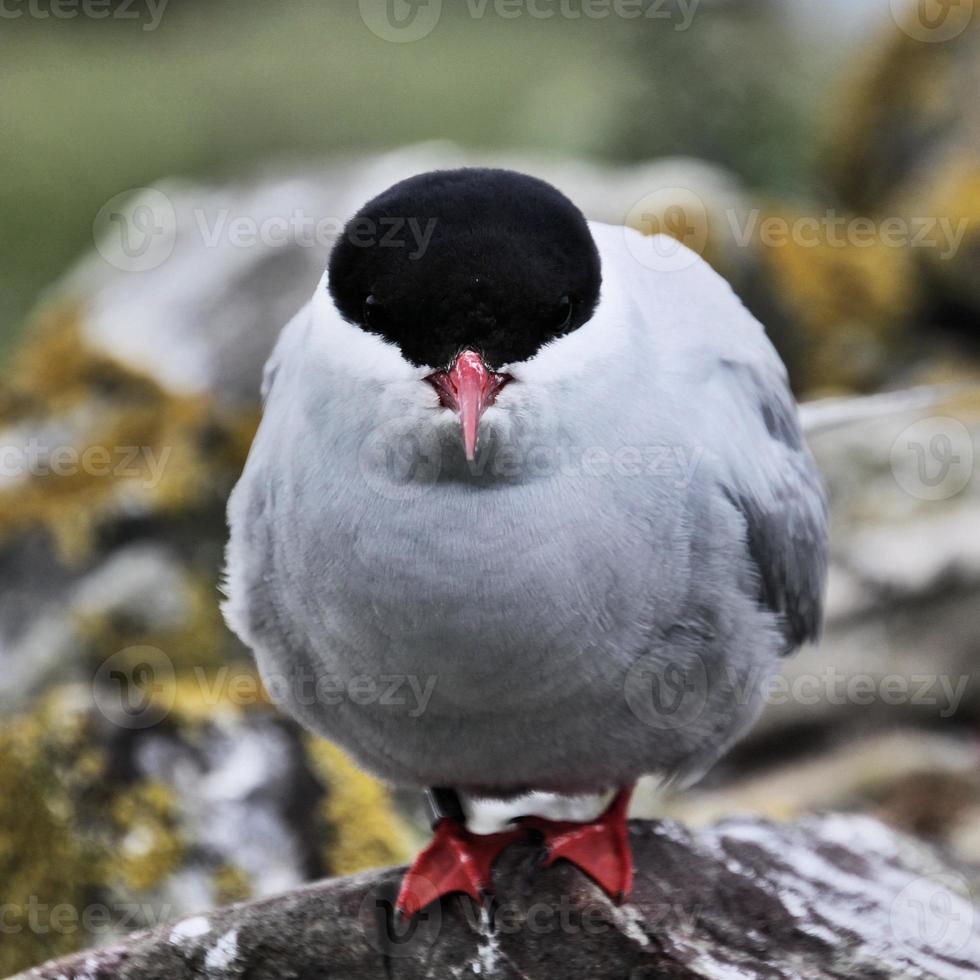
[714,358,829,653]
[624,229,829,653]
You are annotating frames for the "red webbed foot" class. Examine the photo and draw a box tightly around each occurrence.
[396,818,526,918]
[520,786,635,902]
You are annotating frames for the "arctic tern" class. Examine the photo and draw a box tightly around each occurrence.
[223,168,829,916]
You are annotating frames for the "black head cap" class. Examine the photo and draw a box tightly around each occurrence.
[327,168,602,369]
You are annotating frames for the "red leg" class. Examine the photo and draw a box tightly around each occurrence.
[396,818,526,918]
[520,786,635,902]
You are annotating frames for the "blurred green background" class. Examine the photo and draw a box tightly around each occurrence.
[0,0,840,352]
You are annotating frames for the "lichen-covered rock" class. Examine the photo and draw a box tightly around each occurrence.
[828,5,979,215]
[789,387,980,732]
[901,153,980,317]
[0,684,414,977]
[827,7,980,320]
[0,281,416,974]
[742,206,920,391]
[12,814,980,979]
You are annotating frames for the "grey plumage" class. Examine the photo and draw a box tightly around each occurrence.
[223,224,828,798]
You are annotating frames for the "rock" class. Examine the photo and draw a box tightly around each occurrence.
[655,729,980,858]
[0,684,415,978]
[828,5,979,215]
[740,205,920,392]
[11,814,980,979]
[787,388,980,731]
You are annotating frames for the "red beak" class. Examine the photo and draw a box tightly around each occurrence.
[426,351,511,461]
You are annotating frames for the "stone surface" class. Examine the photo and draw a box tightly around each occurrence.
[11,814,980,980]
[0,684,416,977]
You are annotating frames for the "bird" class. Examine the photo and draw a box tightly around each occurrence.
[222,167,828,918]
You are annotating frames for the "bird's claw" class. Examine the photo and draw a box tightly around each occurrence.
[396,818,525,919]
[517,788,634,903]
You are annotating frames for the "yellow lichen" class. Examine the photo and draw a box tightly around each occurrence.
[212,864,253,906]
[910,156,980,308]
[4,307,160,416]
[76,571,231,678]
[159,666,273,727]
[109,782,186,894]
[827,8,979,211]
[306,739,415,877]
[0,698,107,976]
[0,303,273,973]
[626,195,731,278]
[0,307,258,564]
[754,206,918,392]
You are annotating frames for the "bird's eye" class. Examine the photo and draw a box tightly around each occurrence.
[548,295,574,334]
[363,294,380,324]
